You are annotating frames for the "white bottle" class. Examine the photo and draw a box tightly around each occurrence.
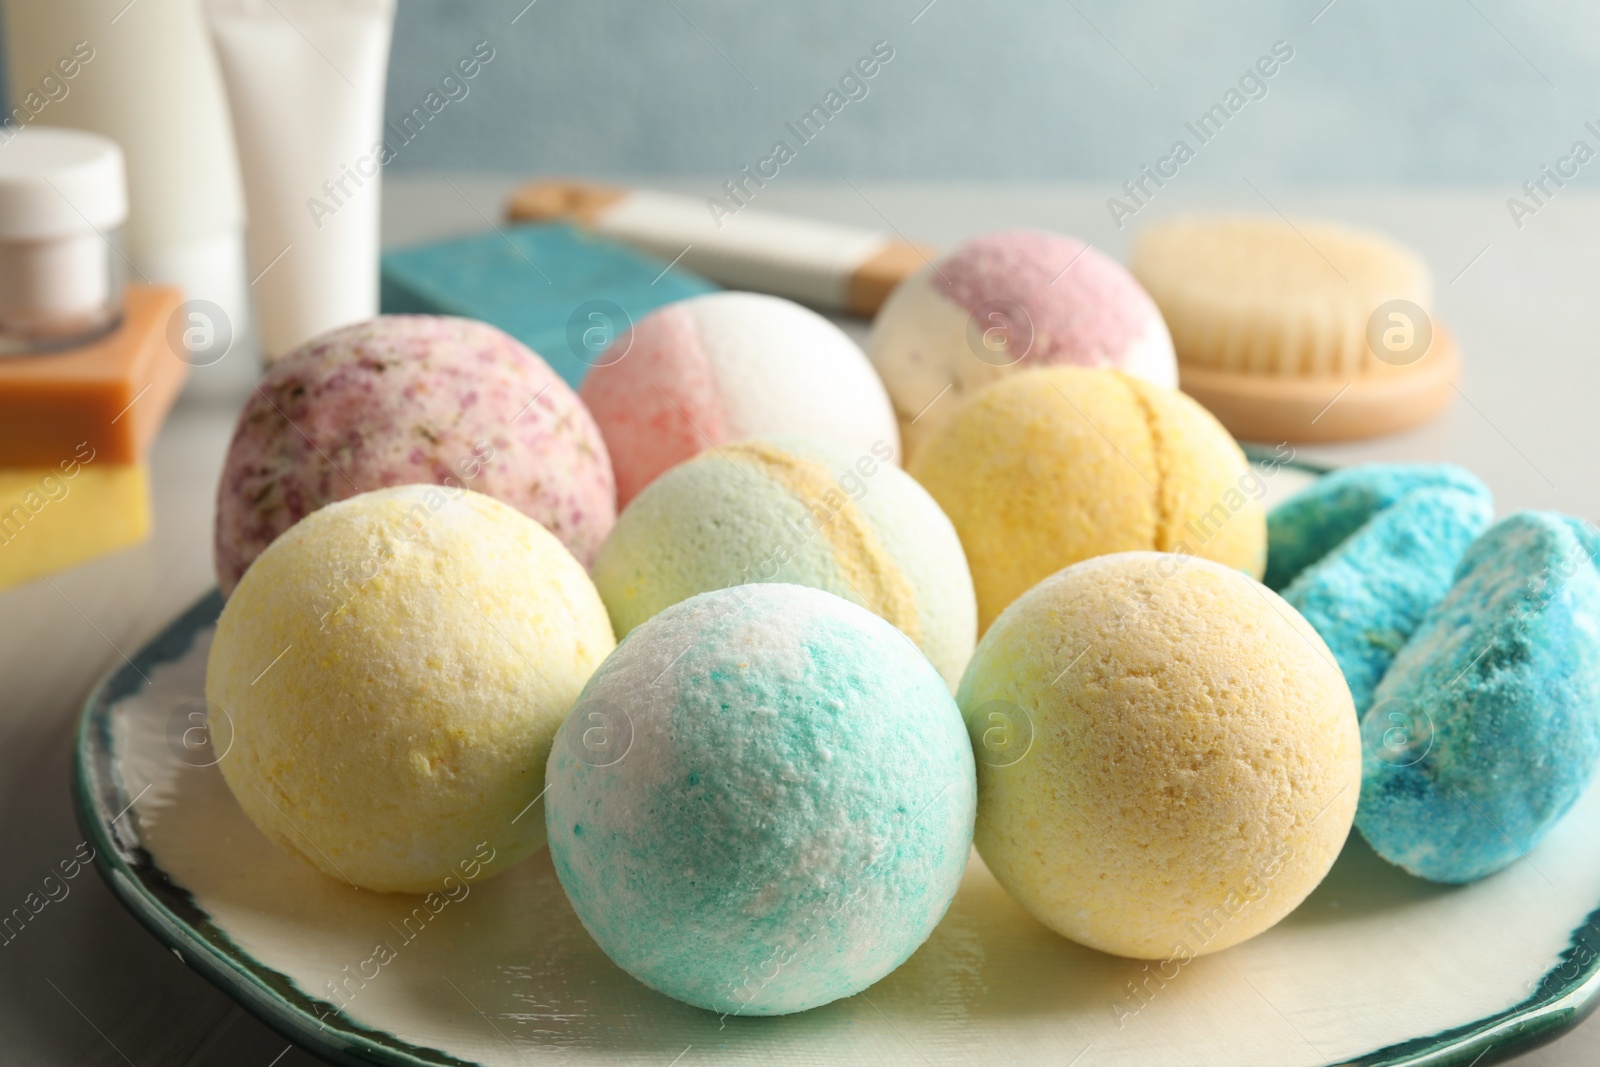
[1,0,253,394]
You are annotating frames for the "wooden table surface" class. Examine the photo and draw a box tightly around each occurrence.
[1,177,1596,1065]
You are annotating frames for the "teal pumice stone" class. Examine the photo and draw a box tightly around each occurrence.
[591,434,976,688]
[1264,462,1488,591]
[1279,485,1493,714]
[1358,512,1600,883]
[544,583,977,1016]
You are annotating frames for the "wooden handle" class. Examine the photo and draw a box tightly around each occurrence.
[506,179,628,225]
[846,241,932,317]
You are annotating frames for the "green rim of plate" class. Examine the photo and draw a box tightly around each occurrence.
[72,591,475,1067]
[71,464,1600,1066]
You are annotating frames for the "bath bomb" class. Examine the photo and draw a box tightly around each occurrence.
[1267,467,1491,716]
[1358,512,1600,884]
[215,315,615,595]
[868,230,1176,459]
[1265,462,1488,591]
[206,486,616,894]
[1282,486,1493,715]
[546,584,975,1015]
[592,434,976,687]
[959,552,1359,959]
[911,366,1265,631]
[579,292,899,507]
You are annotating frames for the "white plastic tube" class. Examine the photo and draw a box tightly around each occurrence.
[205,0,394,361]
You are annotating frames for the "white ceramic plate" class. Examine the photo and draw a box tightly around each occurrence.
[74,462,1600,1066]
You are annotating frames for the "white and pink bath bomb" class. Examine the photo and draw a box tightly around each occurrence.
[578,292,900,507]
[868,230,1177,458]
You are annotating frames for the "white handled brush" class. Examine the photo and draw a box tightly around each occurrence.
[507,179,934,317]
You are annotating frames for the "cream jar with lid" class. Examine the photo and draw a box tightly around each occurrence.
[0,126,128,353]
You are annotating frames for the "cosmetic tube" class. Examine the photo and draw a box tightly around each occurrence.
[205,0,395,360]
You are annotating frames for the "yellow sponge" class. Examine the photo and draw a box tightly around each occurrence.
[0,459,150,590]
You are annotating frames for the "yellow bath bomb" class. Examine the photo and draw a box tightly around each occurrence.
[959,552,1358,959]
[206,485,615,894]
[911,366,1265,631]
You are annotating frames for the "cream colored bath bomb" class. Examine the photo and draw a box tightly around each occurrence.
[593,435,976,688]
[206,485,615,894]
[911,366,1265,632]
[959,552,1358,959]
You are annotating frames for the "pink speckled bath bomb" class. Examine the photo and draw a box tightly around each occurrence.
[868,230,1177,458]
[579,292,899,507]
[214,315,615,594]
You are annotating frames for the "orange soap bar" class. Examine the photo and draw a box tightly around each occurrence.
[0,285,188,466]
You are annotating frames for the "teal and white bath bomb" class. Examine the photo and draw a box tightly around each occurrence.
[545,583,976,1016]
[592,434,976,687]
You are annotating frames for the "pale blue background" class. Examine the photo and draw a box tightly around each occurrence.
[379,0,1597,185]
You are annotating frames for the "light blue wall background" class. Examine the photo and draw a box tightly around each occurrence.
[382,0,1597,186]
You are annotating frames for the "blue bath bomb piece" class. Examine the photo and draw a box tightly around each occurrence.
[1265,463,1489,591]
[1281,486,1494,715]
[1357,512,1600,883]
[545,583,976,1016]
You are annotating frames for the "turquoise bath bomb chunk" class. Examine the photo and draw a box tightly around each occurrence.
[545,583,977,1016]
[1280,485,1494,714]
[1264,463,1489,591]
[1358,512,1600,884]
